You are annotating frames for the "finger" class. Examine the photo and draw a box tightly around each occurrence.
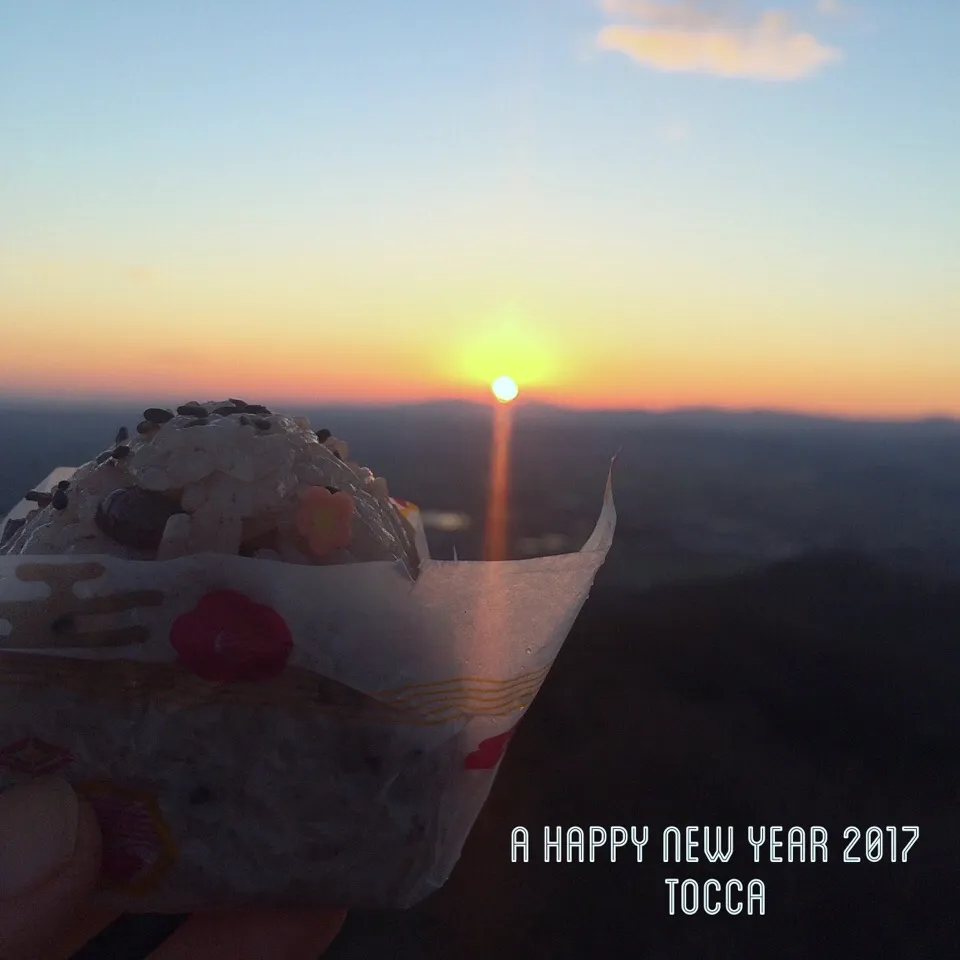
[0,777,103,960]
[147,907,347,960]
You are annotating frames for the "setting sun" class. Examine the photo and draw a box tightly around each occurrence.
[492,375,519,404]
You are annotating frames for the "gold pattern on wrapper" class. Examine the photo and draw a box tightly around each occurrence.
[0,561,164,649]
[0,648,539,724]
[374,667,550,722]
[0,652,432,723]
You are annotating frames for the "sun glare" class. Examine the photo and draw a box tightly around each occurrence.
[491,375,519,403]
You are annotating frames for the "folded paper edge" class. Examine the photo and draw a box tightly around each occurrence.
[580,452,618,555]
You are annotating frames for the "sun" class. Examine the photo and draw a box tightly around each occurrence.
[491,375,519,404]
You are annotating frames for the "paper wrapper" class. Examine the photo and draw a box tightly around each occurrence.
[0,464,616,912]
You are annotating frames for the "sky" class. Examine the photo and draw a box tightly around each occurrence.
[1,0,958,418]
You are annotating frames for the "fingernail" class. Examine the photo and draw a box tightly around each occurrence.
[0,777,80,899]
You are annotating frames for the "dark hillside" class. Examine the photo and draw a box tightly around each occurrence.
[326,554,960,958]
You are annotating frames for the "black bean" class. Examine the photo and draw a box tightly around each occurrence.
[95,488,182,551]
[111,445,131,459]
[176,404,207,417]
[239,528,278,556]
[244,404,271,415]
[315,428,331,442]
[57,480,70,490]
[212,405,242,416]
[51,488,69,510]
[1,518,25,545]
[253,418,271,430]
[143,407,175,424]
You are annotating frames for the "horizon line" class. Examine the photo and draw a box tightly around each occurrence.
[0,391,956,427]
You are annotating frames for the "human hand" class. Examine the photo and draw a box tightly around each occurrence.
[0,777,346,960]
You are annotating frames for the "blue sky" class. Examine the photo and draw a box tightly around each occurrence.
[1,1,958,414]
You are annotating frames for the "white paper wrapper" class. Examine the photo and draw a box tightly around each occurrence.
[0,464,615,911]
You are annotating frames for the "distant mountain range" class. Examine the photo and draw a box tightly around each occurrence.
[2,393,957,426]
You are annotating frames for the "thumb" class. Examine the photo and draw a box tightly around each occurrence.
[0,777,103,960]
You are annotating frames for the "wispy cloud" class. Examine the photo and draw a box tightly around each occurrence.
[816,0,859,20]
[597,1,841,81]
[601,0,728,30]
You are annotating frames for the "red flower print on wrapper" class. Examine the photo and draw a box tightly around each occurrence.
[295,486,354,557]
[464,724,520,771]
[170,590,293,683]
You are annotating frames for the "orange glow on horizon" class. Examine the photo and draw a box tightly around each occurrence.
[0,307,957,420]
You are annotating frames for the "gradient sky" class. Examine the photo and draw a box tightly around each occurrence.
[1,1,958,417]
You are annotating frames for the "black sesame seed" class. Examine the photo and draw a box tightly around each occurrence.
[114,426,129,444]
[143,407,174,424]
[315,428,331,442]
[176,404,207,417]
[111,445,131,459]
[51,488,69,510]
[137,420,160,436]
[96,451,113,464]
[57,480,70,490]
[253,418,271,430]
[244,404,271,415]
[325,486,340,495]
